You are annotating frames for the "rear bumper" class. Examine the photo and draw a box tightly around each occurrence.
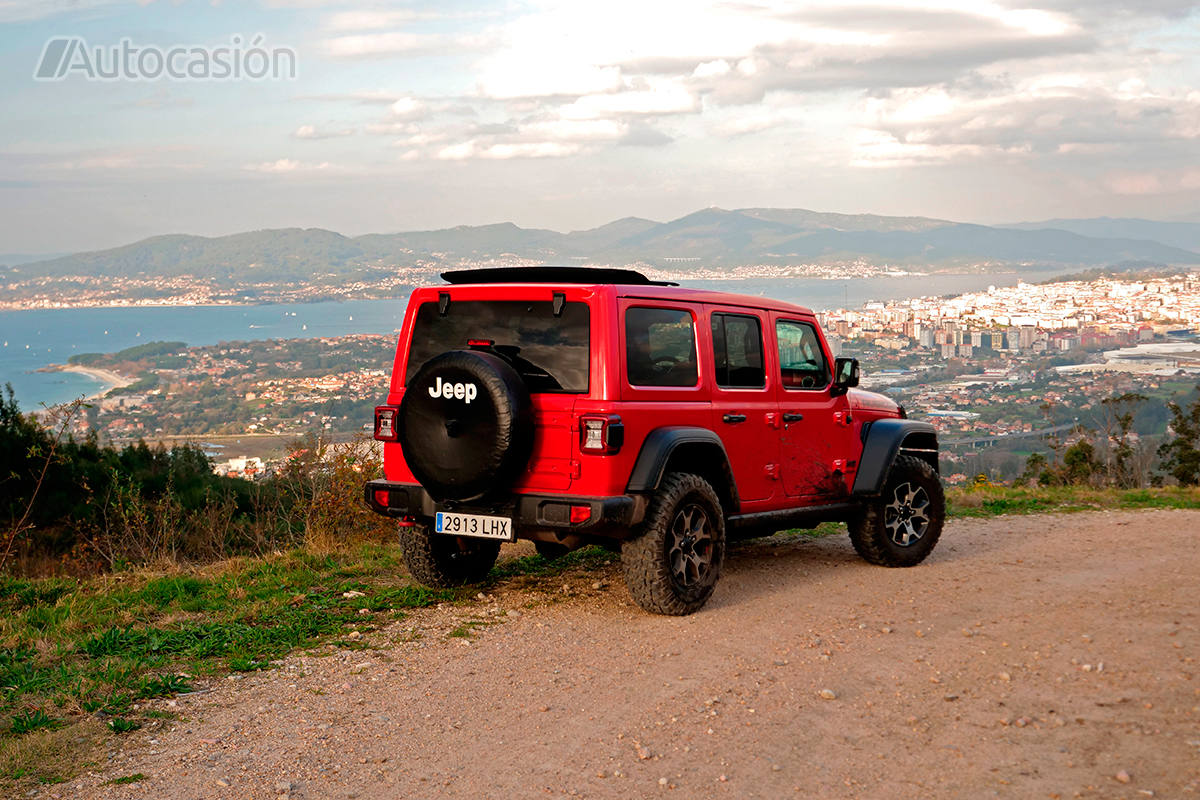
[364,479,646,538]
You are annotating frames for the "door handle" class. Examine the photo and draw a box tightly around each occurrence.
[782,413,804,423]
[722,413,747,424]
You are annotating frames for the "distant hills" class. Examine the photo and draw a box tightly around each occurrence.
[7,208,1200,283]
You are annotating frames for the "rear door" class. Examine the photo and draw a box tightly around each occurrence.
[707,308,778,504]
[772,314,854,502]
[400,289,591,492]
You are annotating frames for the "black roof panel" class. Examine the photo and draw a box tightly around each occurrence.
[440,266,677,286]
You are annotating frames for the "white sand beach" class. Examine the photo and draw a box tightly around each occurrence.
[60,365,135,400]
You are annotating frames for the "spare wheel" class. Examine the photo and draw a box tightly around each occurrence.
[399,350,533,502]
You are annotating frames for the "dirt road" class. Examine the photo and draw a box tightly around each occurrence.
[64,510,1199,799]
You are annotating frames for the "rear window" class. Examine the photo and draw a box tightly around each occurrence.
[405,299,590,393]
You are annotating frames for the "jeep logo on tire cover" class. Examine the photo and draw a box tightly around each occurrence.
[428,376,478,404]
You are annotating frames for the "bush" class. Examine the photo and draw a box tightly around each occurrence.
[1,387,391,574]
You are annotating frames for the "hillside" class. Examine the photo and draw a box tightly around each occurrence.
[1004,217,1200,253]
[12,208,1200,283]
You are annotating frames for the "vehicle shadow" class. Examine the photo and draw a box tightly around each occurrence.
[712,518,1024,610]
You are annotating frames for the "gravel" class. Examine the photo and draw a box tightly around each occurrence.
[60,509,1200,800]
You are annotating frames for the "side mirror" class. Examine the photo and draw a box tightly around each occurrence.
[832,357,859,394]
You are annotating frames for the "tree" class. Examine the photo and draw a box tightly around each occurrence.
[1158,385,1200,486]
[1100,393,1147,488]
[1062,439,1098,486]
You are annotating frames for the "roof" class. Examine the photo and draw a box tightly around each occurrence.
[435,266,814,316]
[441,266,675,286]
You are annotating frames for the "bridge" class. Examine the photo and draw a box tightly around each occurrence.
[943,422,1079,449]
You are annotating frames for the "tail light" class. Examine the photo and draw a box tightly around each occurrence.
[374,405,400,442]
[579,414,623,454]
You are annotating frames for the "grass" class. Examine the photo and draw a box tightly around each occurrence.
[946,485,1200,517]
[0,543,469,795]
[490,545,619,580]
[105,773,147,785]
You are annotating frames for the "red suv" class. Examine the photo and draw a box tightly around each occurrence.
[367,267,943,615]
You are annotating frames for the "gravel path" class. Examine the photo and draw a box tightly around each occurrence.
[60,510,1199,800]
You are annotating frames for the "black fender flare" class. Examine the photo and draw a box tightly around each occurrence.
[626,427,739,511]
[851,419,939,496]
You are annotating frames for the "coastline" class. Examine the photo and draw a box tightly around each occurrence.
[59,365,135,401]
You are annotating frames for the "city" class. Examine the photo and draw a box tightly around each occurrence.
[30,270,1197,486]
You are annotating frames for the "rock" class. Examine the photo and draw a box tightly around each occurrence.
[818,689,837,700]
[347,631,362,641]
[637,745,652,760]
[506,610,521,618]
[592,581,604,590]
[275,781,293,793]
[718,774,728,782]
[1115,770,1132,784]
[342,590,365,598]
[998,672,1011,682]
[476,592,486,600]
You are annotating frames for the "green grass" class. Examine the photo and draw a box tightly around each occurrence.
[489,544,619,579]
[8,710,63,736]
[946,485,1200,517]
[106,773,147,785]
[0,543,469,796]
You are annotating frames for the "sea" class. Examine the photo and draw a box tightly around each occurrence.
[0,270,1063,410]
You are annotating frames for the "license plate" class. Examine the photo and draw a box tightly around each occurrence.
[435,511,513,541]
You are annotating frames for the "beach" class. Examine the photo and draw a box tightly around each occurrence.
[60,364,135,400]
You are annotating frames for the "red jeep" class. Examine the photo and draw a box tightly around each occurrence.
[367,267,943,615]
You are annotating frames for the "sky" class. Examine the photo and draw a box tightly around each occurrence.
[0,0,1198,254]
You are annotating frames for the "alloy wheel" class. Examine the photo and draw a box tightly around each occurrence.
[884,481,931,546]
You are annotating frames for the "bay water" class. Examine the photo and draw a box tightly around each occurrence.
[0,271,1045,409]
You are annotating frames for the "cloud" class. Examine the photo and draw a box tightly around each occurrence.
[855,77,1200,164]
[297,90,407,105]
[293,124,354,140]
[558,82,699,119]
[435,141,582,160]
[388,96,427,119]
[244,159,332,173]
[0,0,129,23]
[324,10,424,31]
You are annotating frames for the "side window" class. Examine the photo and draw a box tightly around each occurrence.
[626,307,698,387]
[776,319,830,390]
[711,313,765,389]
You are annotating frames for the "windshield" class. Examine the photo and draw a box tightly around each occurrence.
[405,299,590,393]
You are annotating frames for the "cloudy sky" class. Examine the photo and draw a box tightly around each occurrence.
[0,0,1198,254]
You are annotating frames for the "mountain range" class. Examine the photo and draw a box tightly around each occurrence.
[5,208,1200,284]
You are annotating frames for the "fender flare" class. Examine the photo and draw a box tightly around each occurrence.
[851,419,939,496]
[626,427,739,508]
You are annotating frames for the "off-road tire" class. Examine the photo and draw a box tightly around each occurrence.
[399,523,500,587]
[622,473,726,615]
[849,454,944,567]
[399,349,534,502]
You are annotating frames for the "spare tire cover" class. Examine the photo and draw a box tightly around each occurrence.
[399,350,534,502]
